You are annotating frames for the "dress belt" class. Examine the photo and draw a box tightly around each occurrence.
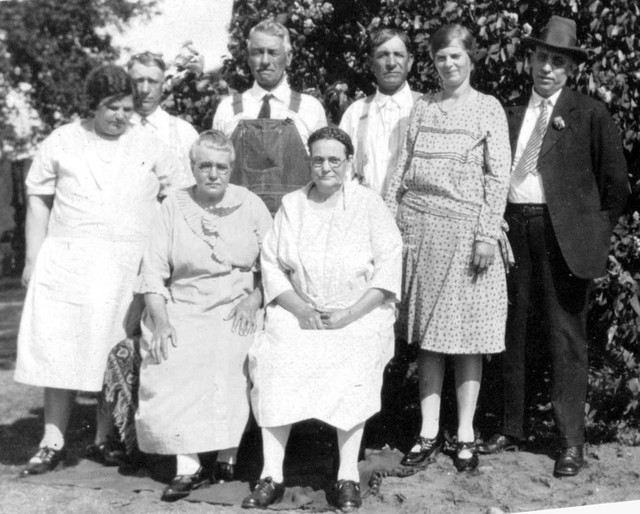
[506,203,548,217]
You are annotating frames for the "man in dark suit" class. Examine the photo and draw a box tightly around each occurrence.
[478,16,629,476]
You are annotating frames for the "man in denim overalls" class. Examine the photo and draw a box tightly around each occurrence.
[213,20,327,215]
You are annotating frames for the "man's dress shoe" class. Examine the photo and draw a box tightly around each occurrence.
[477,434,519,454]
[554,445,584,477]
[241,476,285,509]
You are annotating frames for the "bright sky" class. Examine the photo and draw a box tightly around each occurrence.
[110,0,233,71]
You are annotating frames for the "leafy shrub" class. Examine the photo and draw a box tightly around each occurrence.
[219,0,640,441]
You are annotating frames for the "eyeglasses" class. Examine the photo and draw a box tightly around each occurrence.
[309,157,347,169]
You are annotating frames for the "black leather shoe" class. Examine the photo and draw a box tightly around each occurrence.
[401,433,443,466]
[241,476,285,509]
[476,434,520,454]
[335,479,362,510]
[84,439,128,466]
[554,445,584,477]
[19,447,66,477]
[214,461,235,483]
[453,442,479,472]
[161,467,210,502]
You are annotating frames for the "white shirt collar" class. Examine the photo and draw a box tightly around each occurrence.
[250,78,291,104]
[132,107,169,127]
[531,87,563,109]
[374,82,412,108]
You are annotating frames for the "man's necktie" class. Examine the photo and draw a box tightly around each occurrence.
[141,117,149,126]
[512,99,550,181]
[258,94,273,119]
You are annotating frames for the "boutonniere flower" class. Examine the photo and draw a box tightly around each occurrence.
[552,116,566,130]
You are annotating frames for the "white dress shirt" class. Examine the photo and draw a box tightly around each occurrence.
[131,107,199,187]
[340,83,417,196]
[508,88,563,204]
[212,79,327,146]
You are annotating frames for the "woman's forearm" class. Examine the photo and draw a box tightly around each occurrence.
[347,288,391,321]
[24,194,53,266]
[145,292,170,326]
[274,289,313,318]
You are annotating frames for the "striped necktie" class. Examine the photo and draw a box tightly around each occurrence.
[512,99,550,181]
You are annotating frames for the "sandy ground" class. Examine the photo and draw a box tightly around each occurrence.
[2,279,640,513]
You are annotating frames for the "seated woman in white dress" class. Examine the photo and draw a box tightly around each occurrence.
[15,65,180,477]
[133,130,272,502]
[242,127,402,511]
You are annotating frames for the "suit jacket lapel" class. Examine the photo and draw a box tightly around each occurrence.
[539,88,576,159]
[506,104,527,161]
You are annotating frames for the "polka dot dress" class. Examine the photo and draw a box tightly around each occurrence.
[385,91,512,354]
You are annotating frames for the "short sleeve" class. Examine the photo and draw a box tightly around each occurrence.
[25,131,61,195]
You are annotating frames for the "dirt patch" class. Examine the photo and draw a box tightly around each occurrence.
[2,279,640,513]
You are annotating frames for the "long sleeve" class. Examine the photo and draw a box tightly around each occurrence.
[384,97,426,218]
[592,102,630,226]
[260,207,295,304]
[212,95,234,136]
[338,101,360,182]
[475,97,512,242]
[151,137,185,196]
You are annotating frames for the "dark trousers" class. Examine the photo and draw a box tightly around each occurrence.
[502,204,590,447]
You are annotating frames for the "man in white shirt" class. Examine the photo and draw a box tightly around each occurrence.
[212,20,326,214]
[339,28,420,196]
[477,16,629,477]
[128,52,199,187]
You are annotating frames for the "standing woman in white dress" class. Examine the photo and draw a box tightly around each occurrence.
[385,24,511,472]
[14,64,180,476]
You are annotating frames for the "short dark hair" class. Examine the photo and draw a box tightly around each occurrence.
[127,51,166,72]
[85,65,134,111]
[430,24,476,62]
[369,28,412,56]
[307,126,354,157]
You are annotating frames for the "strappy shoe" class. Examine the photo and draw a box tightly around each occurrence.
[400,432,443,466]
[453,441,479,472]
[335,479,362,510]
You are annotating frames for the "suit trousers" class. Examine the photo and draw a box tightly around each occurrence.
[502,203,589,447]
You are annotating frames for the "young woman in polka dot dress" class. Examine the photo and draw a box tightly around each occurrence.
[385,24,512,472]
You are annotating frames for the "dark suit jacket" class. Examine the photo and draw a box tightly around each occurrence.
[506,88,629,279]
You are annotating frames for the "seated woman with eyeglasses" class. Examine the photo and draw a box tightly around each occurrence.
[242,127,402,511]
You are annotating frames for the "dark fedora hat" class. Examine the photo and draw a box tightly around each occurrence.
[522,15,589,62]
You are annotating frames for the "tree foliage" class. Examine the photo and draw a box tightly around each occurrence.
[219,0,640,440]
[0,0,156,134]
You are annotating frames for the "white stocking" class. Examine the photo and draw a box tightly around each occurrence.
[260,425,291,483]
[337,423,364,482]
[176,453,201,476]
